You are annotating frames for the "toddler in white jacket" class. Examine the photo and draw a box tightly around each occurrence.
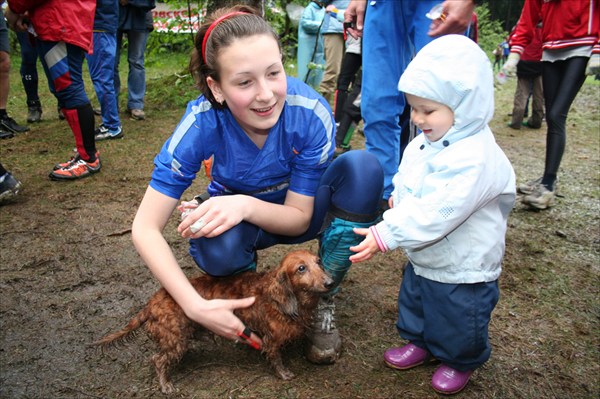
[350,35,516,395]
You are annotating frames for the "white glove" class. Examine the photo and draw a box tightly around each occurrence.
[502,53,520,77]
[585,53,600,76]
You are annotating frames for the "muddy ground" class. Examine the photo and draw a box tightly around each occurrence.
[1,76,598,398]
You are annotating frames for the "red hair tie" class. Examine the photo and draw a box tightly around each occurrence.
[201,11,249,64]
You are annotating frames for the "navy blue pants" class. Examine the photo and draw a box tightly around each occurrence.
[16,32,42,104]
[36,40,97,161]
[190,150,383,276]
[397,263,499,371]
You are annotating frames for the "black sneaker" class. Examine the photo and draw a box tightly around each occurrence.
[0,116,30,134]
[0,172,22,203]
[0,128,14,139]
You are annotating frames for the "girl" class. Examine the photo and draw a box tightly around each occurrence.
[131,5,383,365]
[504,0,599,209]
[350,35,516,395]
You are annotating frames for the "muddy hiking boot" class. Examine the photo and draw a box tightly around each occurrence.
[305,296,342,364]
[27,100,43,123]
[0,172,22,203]
[128,108,146,120]
[305,216,376,364]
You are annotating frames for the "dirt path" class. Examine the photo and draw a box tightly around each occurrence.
[1,81,598,398]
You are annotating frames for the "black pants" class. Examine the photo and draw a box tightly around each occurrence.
[541,57,587,188]
[334,52,363,147]
[334,52,362,122]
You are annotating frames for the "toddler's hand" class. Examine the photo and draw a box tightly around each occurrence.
[349,227,380,263]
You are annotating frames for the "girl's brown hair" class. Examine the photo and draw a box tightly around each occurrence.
[189,5,282,109]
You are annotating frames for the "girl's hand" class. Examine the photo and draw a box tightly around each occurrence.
[349,227,381,263]
[185,296,263,350]
[178,195,249,239]
[178,199,199,221]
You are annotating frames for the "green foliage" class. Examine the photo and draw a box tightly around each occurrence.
[475,4,508,60]
[146,31,195,56]
[143,50,198,108]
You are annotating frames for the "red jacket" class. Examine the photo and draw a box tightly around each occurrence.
[510,0,599,56]
[8,0,96,53]
[520,25,542,62]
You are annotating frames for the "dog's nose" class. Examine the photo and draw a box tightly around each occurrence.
[324,278,335,290]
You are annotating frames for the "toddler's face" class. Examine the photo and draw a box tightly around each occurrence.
[406,94,454,143]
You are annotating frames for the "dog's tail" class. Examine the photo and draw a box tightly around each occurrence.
[91,307,150,348]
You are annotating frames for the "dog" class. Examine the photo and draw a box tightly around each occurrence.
[93,250,334,394]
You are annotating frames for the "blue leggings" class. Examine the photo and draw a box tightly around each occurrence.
[190,150,384,276]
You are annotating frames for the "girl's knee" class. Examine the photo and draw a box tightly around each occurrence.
[191,244,255,276]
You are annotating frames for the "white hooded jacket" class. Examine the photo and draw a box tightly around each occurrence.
[377,35,516,284]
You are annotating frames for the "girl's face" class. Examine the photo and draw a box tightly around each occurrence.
[406,93,454,143]
[207,34,287,137]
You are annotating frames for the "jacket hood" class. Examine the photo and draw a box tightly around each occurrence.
[398,35,494,147]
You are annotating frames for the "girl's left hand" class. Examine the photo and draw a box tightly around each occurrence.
[349,227,380,263]
[178,195,248,239]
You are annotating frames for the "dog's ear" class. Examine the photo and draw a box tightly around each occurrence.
[268,269,299,318]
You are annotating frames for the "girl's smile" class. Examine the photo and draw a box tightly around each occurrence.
[207,34,287,142]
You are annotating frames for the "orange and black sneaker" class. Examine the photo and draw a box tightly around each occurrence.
[49,154,101,181]
[53,151,99,171]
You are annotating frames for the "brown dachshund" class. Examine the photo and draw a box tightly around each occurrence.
[93,250,334,394]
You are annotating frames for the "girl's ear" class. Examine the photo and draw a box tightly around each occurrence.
[207,76,223,102]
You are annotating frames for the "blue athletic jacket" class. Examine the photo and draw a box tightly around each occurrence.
[151,76,335,204]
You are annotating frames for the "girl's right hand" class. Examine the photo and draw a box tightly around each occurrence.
[178,195,256,239]
[184,296,263,349]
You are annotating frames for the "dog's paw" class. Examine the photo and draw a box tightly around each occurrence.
[275,368,295,380]
[160,381,176,395]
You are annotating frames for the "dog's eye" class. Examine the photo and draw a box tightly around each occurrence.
[297,264,306,273]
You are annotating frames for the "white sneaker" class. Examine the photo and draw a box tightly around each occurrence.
[522,184,555,210]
